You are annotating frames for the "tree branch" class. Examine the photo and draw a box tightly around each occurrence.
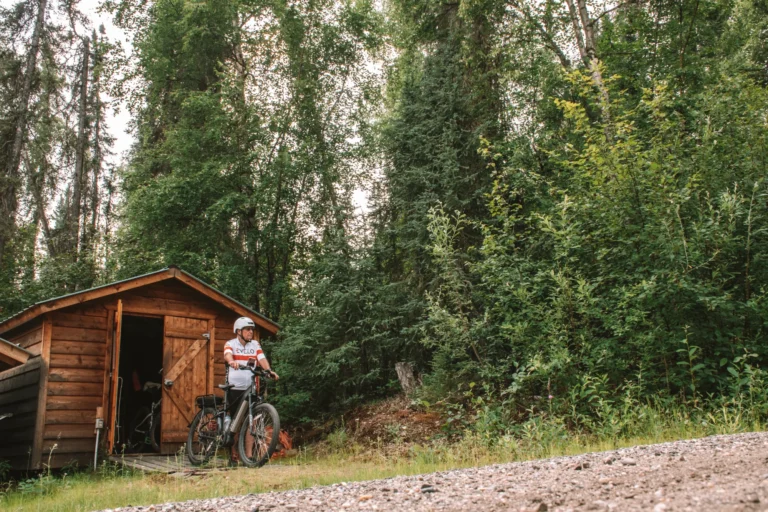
[508,0,571,68]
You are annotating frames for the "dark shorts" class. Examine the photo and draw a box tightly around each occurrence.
[226,389,247,415]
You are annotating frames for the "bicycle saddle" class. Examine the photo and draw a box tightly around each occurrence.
[218,383,235,391]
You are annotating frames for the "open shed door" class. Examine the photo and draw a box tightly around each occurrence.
[107,300,123,453]
[161,316,212,454]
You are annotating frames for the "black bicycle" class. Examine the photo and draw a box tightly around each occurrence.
[127,394,161,453]
[125,369,163,453]
[186,361,280,467]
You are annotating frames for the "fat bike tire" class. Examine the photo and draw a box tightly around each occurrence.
[187,407,219,465]
[237,403,280,468]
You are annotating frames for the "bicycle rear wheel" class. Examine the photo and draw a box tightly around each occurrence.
[127,407,151,452]
[237,403,280,467]
[187,407,219,465]
[150,414,161,453]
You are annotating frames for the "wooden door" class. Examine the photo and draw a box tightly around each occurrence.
[107,300,123,453]
[161,316,211,454]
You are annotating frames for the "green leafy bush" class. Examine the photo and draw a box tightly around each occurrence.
[421,70,768,435]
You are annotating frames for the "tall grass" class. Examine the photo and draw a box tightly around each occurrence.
[2,401,764,512]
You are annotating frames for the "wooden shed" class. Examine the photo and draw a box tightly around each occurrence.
[0,266,279,470]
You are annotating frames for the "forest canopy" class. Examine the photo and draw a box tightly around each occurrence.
[1,0,767,432]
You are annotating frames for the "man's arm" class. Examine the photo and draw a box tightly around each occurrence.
[224,343,238,369]
[258,358,279,380]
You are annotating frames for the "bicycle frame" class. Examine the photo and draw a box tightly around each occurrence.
[148,401,161,433]
[136,400,160,430]
[227,367,267,434]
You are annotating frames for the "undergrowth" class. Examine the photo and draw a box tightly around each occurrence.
[2,397,765,512]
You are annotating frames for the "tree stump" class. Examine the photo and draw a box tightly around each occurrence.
[395,362,419,395]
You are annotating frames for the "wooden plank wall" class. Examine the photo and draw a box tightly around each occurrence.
[214,313,238,395]
[7,319,43,356]
[43,305,109,469]
[117,281,221,319]
[0,358,41,470]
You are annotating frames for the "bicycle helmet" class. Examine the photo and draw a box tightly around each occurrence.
[233,316,256,333]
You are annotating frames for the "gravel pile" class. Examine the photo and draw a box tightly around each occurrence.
[102,431,768,511]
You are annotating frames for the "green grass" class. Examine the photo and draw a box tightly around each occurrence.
[2,408,765,512]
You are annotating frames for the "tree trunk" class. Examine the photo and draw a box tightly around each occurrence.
[84,30,102,253]
[575,0,611,113]
[0,0,48,267]
[101,168,116,263]
[70,36,90,258]
[564,0,588,62]
[30,160,54,255]
[564,0,612,132]
[395,362,419,395]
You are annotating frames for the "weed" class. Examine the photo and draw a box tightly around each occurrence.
[326,426,349,452]
[2,400,766,512]
[383,423,402,441]
[0,459,10,482]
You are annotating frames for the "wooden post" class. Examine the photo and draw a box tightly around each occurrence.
[100,312,114,443]
[94,406,103,469]
[107,300,123,453]
[30,317,52,469]
[207,319,215,394]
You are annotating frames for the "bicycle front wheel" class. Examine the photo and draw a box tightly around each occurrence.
[187,407,219,465]
[237,403,280,467]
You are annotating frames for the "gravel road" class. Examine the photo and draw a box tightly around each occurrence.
[104,431,768,511]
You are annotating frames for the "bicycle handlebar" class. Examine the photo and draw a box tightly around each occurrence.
[236,363,276,379]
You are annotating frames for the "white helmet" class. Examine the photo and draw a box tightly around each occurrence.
[233,316,256,333]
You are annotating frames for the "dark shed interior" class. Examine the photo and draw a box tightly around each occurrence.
[115,316,164,451]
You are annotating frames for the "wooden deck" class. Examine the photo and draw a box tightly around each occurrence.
[109,453,231,474]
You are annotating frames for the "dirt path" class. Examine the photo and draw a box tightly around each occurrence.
[104,431,768,511]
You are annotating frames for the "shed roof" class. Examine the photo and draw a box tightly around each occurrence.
[0,336,35,369]
[0,267,280,335]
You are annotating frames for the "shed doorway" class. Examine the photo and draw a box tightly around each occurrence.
[116,315,164,453]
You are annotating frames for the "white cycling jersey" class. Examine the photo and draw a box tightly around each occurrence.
[223,338,266,390]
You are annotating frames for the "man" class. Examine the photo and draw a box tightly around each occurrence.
[223,316,279,462]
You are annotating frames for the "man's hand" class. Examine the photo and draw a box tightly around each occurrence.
[228,360,239,370]
[268,370,280,381]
